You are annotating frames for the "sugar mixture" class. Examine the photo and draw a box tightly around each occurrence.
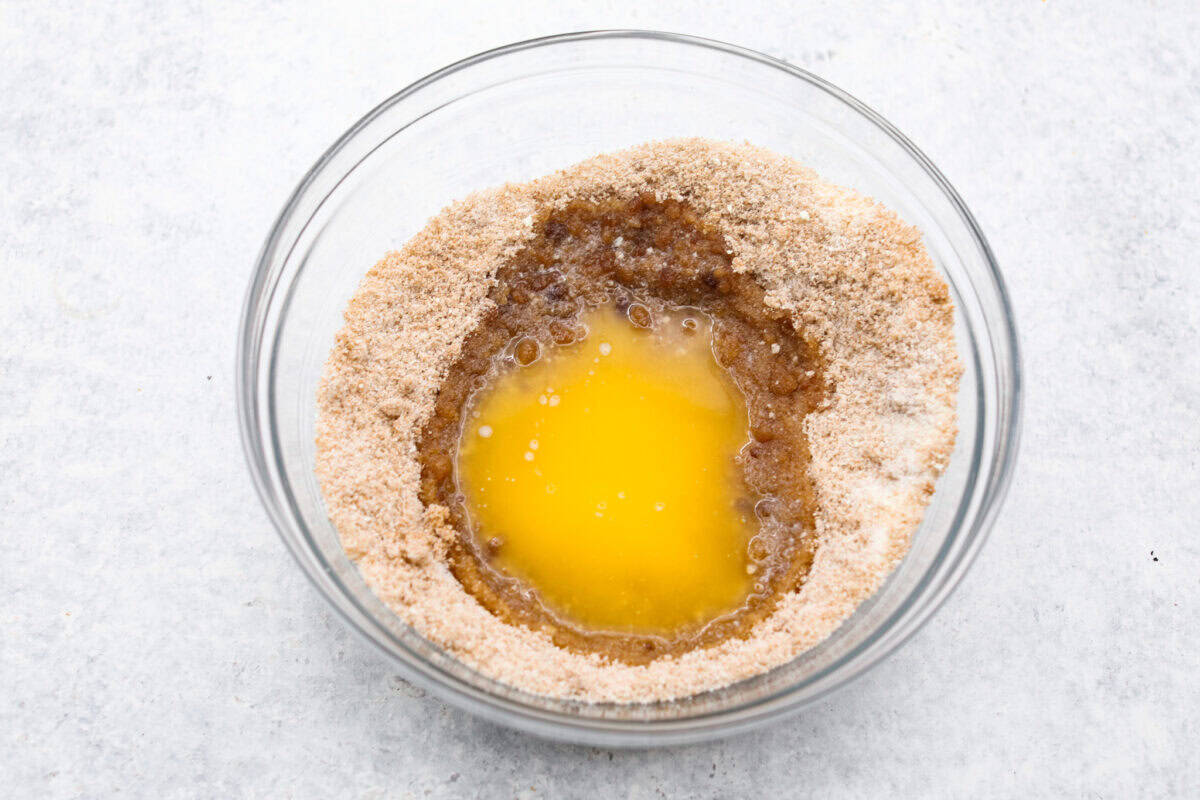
[315,139,960,702]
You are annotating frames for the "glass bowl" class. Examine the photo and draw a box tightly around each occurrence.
[236,31,1021,747]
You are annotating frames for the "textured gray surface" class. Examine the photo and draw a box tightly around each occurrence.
[3,1,1198,797]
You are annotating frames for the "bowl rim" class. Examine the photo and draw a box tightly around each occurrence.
[236,29,1023,746]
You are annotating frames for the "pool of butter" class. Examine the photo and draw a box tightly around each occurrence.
[456,305,754,634]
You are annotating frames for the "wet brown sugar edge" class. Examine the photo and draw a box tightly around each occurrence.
[315,138,962,703]
[419,195,830,666]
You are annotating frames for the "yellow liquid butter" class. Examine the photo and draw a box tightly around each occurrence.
[457,306,753,634]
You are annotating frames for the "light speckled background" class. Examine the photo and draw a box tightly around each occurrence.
[3,1,1198,797]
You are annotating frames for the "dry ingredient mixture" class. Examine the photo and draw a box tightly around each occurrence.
[316,139,960,703]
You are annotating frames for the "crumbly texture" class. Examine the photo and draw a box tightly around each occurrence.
[315,139,961,703]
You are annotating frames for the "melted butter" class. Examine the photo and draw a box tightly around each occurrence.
[456,305,753,634]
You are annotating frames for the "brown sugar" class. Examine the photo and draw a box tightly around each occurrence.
[418,196,828,664]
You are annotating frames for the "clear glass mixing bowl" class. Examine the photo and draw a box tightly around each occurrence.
[236,31,1021,746]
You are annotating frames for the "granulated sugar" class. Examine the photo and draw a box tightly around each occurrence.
[315,139,960,703]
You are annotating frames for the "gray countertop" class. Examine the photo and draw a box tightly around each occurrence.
[4,1,1198,796]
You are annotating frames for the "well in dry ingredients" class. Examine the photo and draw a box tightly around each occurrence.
[316,139,960,703]
[420,195,827,665]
